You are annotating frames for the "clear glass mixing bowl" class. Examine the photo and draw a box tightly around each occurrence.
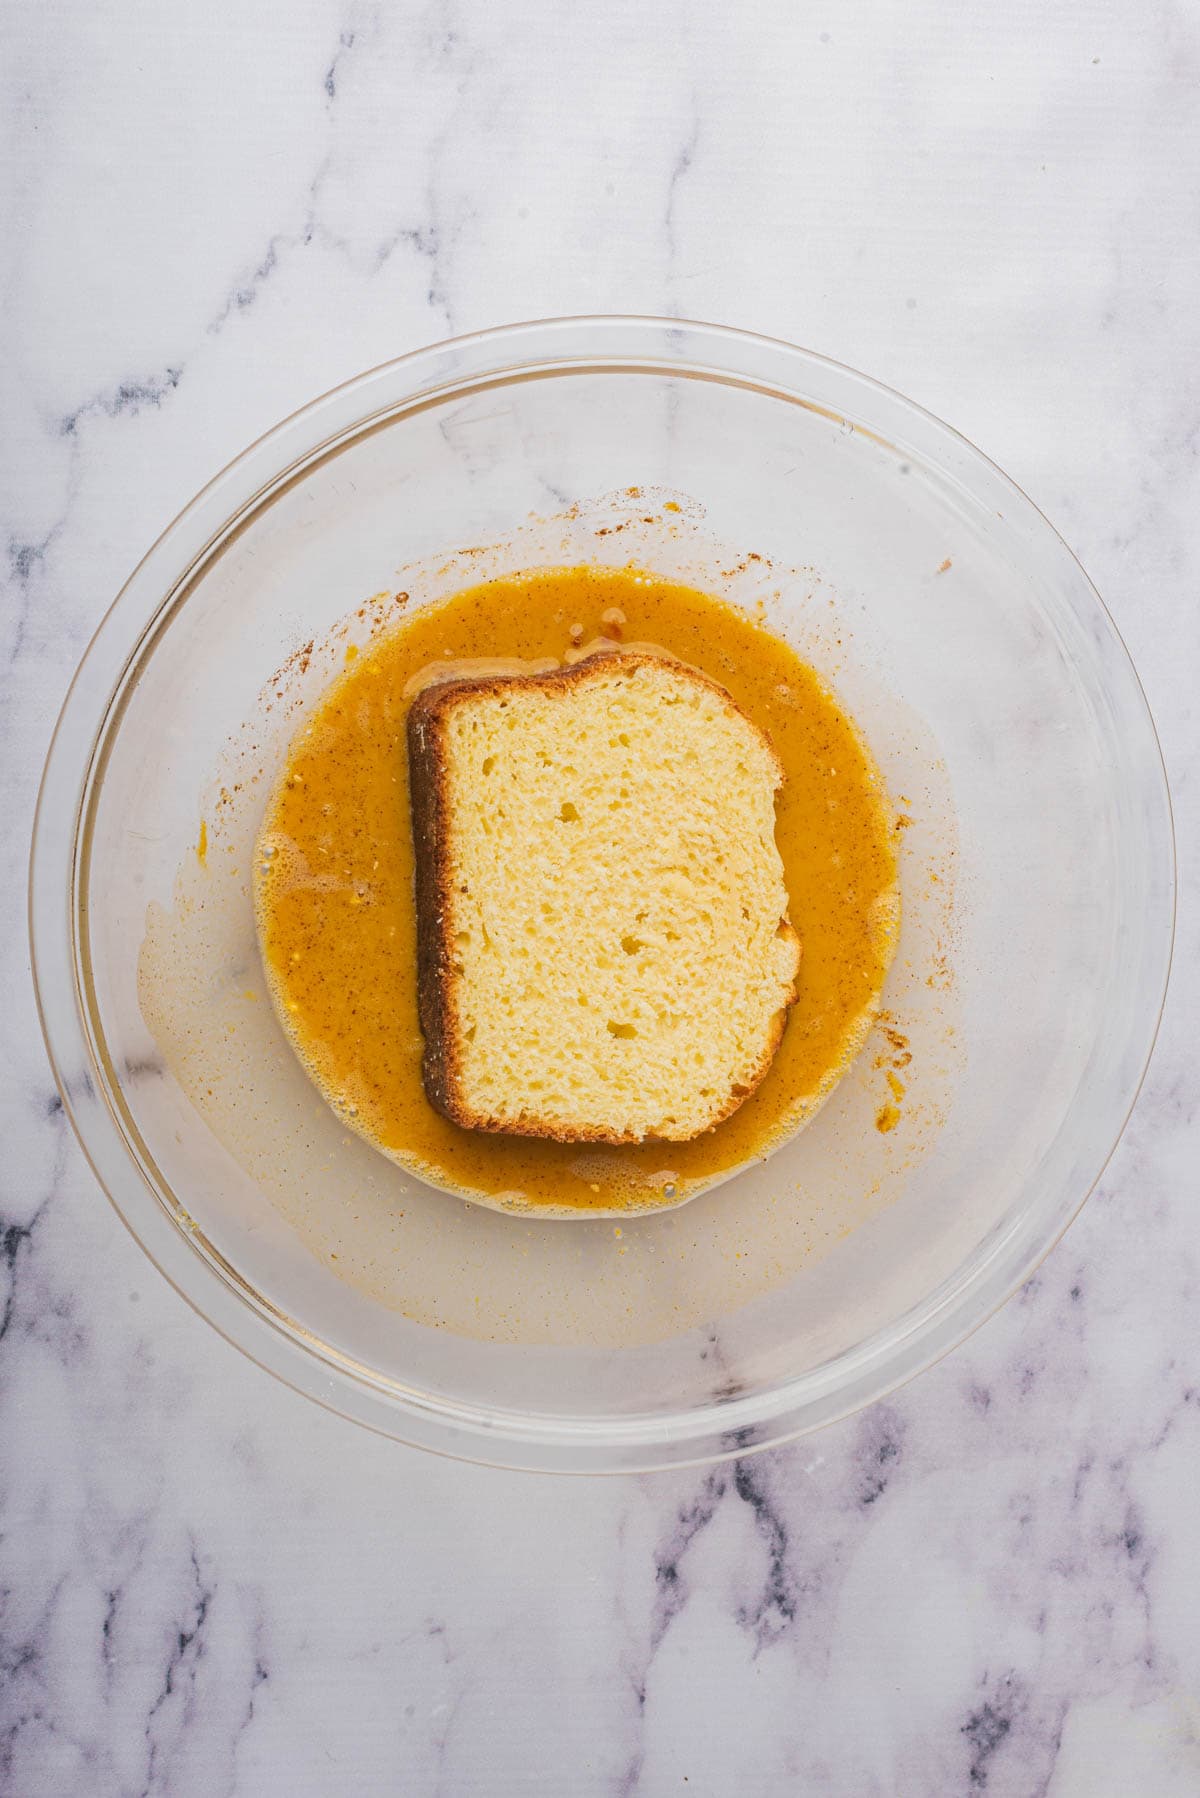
[30,318,1174,1470]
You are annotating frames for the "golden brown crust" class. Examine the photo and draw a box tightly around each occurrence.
[405,650,797,1144]
[405,685,462,1123]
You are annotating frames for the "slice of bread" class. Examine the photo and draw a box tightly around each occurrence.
[407,651,801,1144]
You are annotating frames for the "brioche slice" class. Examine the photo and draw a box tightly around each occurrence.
[407,651,801,1144]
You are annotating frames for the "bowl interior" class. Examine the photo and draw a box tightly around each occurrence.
[40,324,1172,1468]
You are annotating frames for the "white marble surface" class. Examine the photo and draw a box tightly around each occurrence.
[4,1,1198,1790]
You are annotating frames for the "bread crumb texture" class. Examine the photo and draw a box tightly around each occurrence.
[413,654,801,1143]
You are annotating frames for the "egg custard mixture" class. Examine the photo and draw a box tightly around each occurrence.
[254,568,899,1215]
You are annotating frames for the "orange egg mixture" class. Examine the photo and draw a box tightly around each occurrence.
[254,568,899,1213]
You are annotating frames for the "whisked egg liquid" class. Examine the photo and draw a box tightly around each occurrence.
[254,567,899,1215]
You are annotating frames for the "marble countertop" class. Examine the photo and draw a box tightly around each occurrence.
[4,1,1198,1791]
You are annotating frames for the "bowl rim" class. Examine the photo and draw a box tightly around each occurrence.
[29,314,1176,1472]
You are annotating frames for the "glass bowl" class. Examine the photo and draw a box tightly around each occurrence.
[30,318,1174,1471]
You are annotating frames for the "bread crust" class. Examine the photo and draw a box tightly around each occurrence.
[406,650,798,1143]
